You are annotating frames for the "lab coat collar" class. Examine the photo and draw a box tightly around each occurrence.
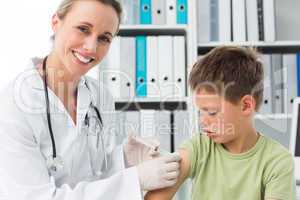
[29,57,86,91]
[26,58,92,127]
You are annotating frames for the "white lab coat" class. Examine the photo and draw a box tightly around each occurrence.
[0,58,142,200]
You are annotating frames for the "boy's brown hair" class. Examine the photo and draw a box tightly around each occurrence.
[189,46,264,111]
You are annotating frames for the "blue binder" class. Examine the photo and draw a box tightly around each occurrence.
[177,0,188,24]
[136,36,147,97]
[297,53,300,96]
[140,0,152,24]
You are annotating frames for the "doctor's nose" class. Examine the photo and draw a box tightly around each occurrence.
[83,37,97,54]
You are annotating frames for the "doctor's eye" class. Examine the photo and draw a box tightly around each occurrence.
[77,26,89,34]
[97,35,111,44]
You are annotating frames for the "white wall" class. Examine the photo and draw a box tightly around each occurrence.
[0,1,61,90]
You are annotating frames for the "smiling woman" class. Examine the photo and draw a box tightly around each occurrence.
[0,0,183,200]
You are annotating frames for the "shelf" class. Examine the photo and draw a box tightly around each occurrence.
[118,25,188,36]
[255,113,293,119]
[198,41,300,54]
[115,97,188,111]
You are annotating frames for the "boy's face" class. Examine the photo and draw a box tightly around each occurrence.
[195,88,245,144]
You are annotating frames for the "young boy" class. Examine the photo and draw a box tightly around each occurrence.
[145,46,296,200]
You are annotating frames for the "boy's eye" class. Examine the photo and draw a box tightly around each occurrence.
[78,26,89,33]
[208,111,218,116]
[199,110,218,117]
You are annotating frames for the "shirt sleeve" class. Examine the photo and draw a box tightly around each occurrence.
[264,153,296,200]
[179,134,210,178]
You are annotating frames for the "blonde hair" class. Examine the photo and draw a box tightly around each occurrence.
[56,0,122,24]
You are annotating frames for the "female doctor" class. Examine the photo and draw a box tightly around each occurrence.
[0,0,181,199]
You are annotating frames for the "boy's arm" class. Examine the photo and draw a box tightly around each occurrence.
[144,149,191,200]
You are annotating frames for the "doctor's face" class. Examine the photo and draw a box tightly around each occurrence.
[51,0,119,77]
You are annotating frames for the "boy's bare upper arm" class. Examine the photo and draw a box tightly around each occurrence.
[144,149,191,200]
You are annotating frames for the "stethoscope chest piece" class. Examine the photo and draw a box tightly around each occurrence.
[46,155,64,173]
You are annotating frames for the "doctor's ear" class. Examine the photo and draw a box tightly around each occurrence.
[51,14,61,33]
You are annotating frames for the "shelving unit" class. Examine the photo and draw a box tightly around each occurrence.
[198,41,300,54]
[114,0,199,142]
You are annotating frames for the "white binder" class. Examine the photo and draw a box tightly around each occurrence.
[100,37,121,98]
[152,0,166,24]
[147,36,159,98]
[116,112,126,145]
[174,110,190,149]
[166,0,176,25]
[263,0,276,41]
[254,117,291,148]
[124,111,141,136]
[158,36,174,99]
[173,36,186,98]
[232,0,246,42]
[155,111,171,152]
[271,54,284,113]
[120,37,136,99]
[197,0,210,42]
[282,54,298,114]
[120,0,140,24]
[260,54,273,114]
[246,0,259,41]
[218,0,232,41]
[140,110,156,137]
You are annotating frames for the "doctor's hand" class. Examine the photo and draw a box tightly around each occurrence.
[123,135,160,167]
[137,152,181,191]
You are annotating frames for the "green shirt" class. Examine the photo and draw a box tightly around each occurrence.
[180,134,296,200]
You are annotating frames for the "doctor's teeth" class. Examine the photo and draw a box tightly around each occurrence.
[74,52,92,64]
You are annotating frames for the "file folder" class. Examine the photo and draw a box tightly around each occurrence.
[197,0,210,42]
[140,110,156,137]
[121,0,140,24]
[283,54,298,113]
[271,54,284,113]
[136,36,147,97]
[246,0,259,41]
[166,0,177,25]
[152,0,166,25]
[140,0,152,24]
[232,0,246,42]
[263,0,276,41]
[173,36,186,98]
[124,111,141,136]
[260,54,273,114]
[147,36,159,98]
[100,37,121,98]
[158,36,174,99]
[214,0,231,41]
[254,118,291,148]
[116,112,126,145]
[120,37,136,99]
[219,0,232,41]
[155,111,171,152]
[174,111,190,149]
[297,53,300,96]
[176,0,188,24]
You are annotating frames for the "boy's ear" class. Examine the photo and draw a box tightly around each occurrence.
[240,95,256,115]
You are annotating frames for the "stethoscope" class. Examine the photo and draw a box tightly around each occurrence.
[42,56,106,175]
